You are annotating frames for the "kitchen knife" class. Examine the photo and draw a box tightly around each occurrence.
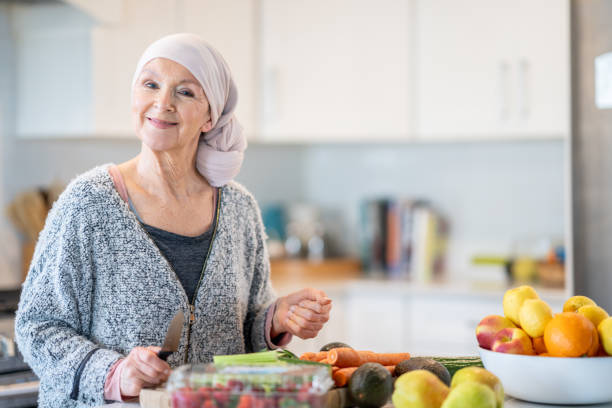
[157,310,184,361]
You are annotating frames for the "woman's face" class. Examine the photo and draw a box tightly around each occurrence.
[132,58,212,152]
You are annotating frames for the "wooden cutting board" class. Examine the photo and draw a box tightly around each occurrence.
[139,387,350,408]
[139,388,169,408]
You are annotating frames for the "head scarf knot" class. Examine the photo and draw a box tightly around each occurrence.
[132,33,247,187]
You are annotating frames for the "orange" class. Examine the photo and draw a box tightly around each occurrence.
[533,337,547,354]
[544,312,595,357]
[587,326,600,357]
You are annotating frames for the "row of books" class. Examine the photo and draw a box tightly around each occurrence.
[359,198,448,281]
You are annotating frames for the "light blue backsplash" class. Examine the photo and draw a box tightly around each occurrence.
[299,141,566,279]
[5,138,565,280]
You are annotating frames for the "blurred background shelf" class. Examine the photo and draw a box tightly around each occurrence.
[270,257,361,289]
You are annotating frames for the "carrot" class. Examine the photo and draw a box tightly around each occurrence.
[316,351,327,363]
[299,351,328,361]
[332,365,395,387]
[327,348,410,367]
[332,367,358,387]
[326,348,361,366]
[319,358,330,365]
[332,366,340,374]
[300,352,315,361]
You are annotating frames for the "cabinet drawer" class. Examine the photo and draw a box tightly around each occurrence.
[406,295,502,353]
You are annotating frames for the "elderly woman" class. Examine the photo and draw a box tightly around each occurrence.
[15,33,331,407]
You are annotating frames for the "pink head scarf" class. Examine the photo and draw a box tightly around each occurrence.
[132,33,247,187]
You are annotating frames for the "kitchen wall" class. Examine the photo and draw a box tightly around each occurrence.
[0,3,21,288]
[4,137,565,283]
[302,141,565,281]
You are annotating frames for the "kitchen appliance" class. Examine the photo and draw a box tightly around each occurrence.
[572,1,612,311]
[0,289,38,408]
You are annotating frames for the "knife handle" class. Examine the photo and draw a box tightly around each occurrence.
[157,350,172,361]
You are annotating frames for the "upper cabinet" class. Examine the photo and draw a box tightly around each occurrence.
[90,0,180,137]
[258,0,413,142]
[11,2,96,138]
[11,0,570,141]
[12,0,255,138]
[414,0,570,140]
[181,0,257,138]
[91,0,257,138]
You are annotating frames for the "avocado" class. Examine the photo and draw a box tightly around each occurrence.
[320,342,352,352]
[394,357,451,386]
[348,363,393,408]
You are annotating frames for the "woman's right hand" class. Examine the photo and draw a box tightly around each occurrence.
[120,346,170,397]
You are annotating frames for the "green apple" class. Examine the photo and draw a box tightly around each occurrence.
[441,382,497,408]
[451,367,504,408]
[392,370,449,408]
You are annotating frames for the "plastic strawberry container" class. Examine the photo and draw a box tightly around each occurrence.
[167,363,334,408]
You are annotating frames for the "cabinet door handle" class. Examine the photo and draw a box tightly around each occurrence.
[518,58,530,119]
[498,60,510,121]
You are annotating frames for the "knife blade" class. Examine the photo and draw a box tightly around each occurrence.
[158,310,184,361]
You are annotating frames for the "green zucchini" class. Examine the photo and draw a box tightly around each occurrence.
[422,356,484,378]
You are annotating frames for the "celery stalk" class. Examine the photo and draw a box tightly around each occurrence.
[213,349,330,370]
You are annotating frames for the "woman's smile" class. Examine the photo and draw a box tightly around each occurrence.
[147,116,178,129]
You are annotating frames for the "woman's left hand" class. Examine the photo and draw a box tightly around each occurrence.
[272,288,332,339]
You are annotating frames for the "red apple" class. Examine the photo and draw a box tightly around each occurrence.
[491,327,535,355]
[476,315,517,350]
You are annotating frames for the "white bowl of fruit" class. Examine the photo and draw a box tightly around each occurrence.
[476,286,612,404]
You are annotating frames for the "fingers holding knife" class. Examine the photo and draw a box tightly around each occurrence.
[120,346,171,397]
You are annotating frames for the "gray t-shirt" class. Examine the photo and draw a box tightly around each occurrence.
[128,191,219,304]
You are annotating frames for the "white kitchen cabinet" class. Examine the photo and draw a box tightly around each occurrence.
[182,0,257,138]
[344,289,406,352]
[415,0,570,140]
[407,294,502,356]
[91,0,181,137]
[277,280,565,357]
[93,0,257,138]
[405,291,563,355]
[13,0,254,138]
[12,2,95,138]
[258,0,413,142]
[284,288,349,357]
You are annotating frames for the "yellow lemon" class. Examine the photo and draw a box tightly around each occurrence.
[563,295,596,313]
[577,305,609,328]
[519,299,553,338]
[598,317,612,355]
[503,285,539,326]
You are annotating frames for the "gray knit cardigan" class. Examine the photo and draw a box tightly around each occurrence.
[15,164,276,407]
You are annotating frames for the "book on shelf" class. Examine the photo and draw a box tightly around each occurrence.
[359,198,447,281]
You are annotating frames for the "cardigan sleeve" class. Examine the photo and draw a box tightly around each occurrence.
[14,186,123,406]
[242,197,280,352]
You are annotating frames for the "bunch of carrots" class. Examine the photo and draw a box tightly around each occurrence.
[300,348,411,387]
